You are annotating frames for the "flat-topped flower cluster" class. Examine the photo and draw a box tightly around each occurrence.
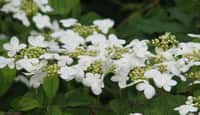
[0,1,200,115]
[0,18,199,99]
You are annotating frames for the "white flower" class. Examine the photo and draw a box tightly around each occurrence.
[59,66,84,82]
[16,58,40,72]
[108,34,125,46]
[126,39,150,58]
[188,33,200,38]
[0,56,15,69]
[40,53,60,60]
[30,70,46,88]
[93,19,114,34]
[111,56,133,88]
[1,0,21,13]
[130,113,143,115]
[56,30,84,52]
[15,75,31,87]
[174,104,198,115]
[145,69,177,92]
[32,13,52,29]
[13,11,30,26]
[60,18,78,28]
[163,58,197,81]
[83,73,104,95]
[176,42,200,56]
[47,40,65,53]
[40,53,73,66]
[86,33,107,45]
[34,0,53,12]
[136,81,155,99]
[28,35,48,48]
[57,56,73,67]
[3,36,26,57]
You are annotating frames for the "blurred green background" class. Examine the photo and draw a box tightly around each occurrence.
[0,0,200,42]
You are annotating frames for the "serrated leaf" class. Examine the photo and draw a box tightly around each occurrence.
[11,97,40,111]
[43,76,59,102]
[0,67,16,96]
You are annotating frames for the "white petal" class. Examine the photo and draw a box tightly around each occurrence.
[143,83,156,99]
[60,18,78,28]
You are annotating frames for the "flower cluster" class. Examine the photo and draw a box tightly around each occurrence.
[0,17,199,100]
[0,1,200,113]
[1,0,52,27]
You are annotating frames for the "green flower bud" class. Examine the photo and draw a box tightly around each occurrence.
[193,96,200,108]
[72,25,99,38]
[107,46,129,60]
[128,66,149,81]
[151,33,179,51]
[19,47,47,58]
[157,65,167,73]
[147,55,164,65]
[87,61,103,74]
[68,48,96,58]
[44,64,60,77]
[20,0,38,16]
[186,66,200,80]
[106,65,116,74]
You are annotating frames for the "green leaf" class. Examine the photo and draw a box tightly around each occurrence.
[65,108,90,115]
[24,88,46,106]
[193,89,200,96]
[49,0,80,16]
[0,67,16,96]
[168,8,193,26]
[134,95,186,115]
[43,76,59,102]
[63,112,72,115]
[109,98,131,115]
[80,12,102,25]
[46,106,62,115]
[11,97,40,111]
[174,80,191,93]
[64,88,95,107]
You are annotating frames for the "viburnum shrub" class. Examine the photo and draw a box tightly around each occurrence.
[0,0,200,115]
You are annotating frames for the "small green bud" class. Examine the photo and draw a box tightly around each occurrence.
[147,55,164,65]
[87,61,103,74]
[151,33,179,51]
[128,66,149,81]
[193,96,200,109]
[72,25,99,38]
[68,48,96,58]
[157,65,167,73]
[44,64,60,77]
[19,47,47,58]
[20,0,38,16]
[186,66,200,80]
[107,46,129,60]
